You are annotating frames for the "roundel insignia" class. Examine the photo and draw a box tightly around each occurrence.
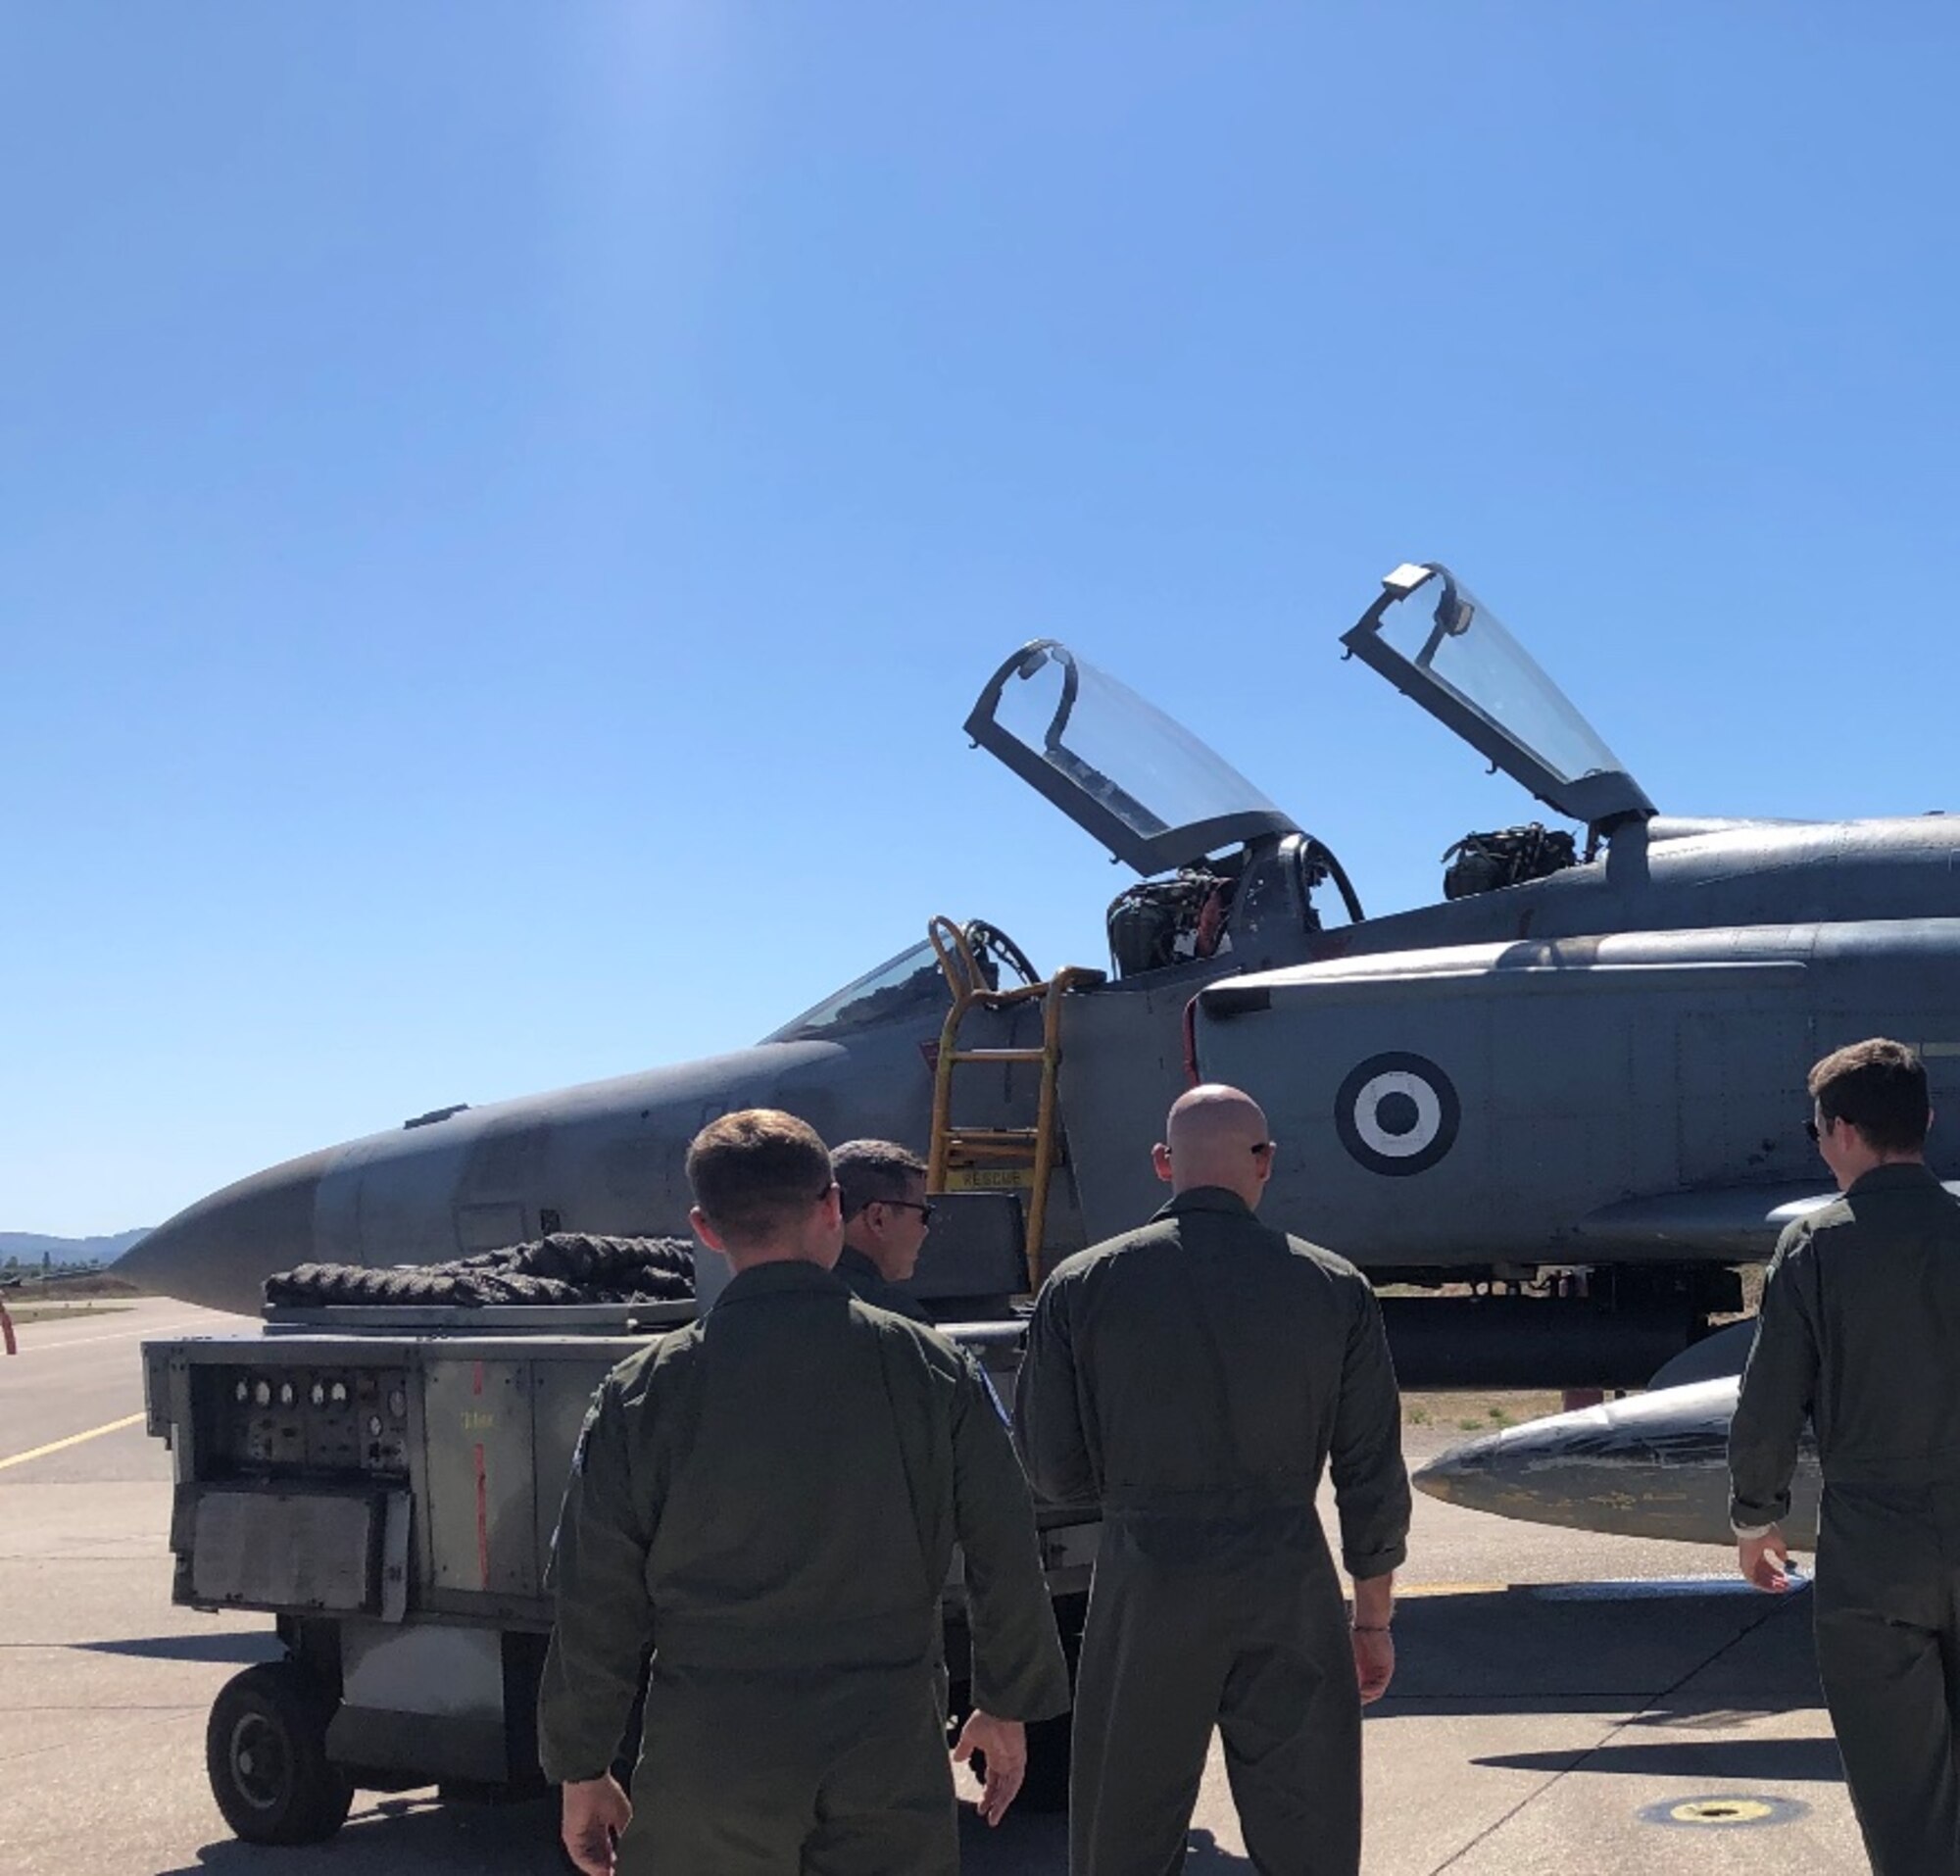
[1335,1052,1460,1177]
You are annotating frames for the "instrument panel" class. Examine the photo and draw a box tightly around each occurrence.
[198,1363,413,1477]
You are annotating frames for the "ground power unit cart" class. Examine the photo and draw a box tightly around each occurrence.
[142,1299,1098,1844]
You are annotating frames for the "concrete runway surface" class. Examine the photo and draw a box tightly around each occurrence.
[0,1298,1868,1874]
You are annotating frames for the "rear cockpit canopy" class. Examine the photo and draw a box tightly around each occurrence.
[1340,564,1655,832]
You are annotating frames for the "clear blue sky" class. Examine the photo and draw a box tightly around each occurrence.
[7,6,1959,1235]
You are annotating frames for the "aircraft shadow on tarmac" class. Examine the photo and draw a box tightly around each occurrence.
[1369,1582,1824,1720]
[150,1795,1090,1874]
[155,1799,569,1876]
[152,1792,1249,1874]
[1473,1736,1844,1783]
[148,1589,1824,1871]
[960,1814,1249,1873]
[75,1632,284,1664]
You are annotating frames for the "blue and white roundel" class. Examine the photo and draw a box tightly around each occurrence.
[1335,1052,1460,1177]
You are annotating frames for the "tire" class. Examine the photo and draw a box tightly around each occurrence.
[205,1660,355,1845]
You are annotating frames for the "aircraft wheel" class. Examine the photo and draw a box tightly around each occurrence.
[206,1660,354,1844]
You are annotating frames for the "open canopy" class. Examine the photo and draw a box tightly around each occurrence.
[1340,564,1655,830]
[964,639,1299,874]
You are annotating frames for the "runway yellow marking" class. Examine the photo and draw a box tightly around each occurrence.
[0,1413,146,1472]
[1390,1581,1512,1598]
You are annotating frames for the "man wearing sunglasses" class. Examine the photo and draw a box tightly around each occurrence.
[831,1138,937,1324]
[540,1110,1068,1876]
[1015,1082,1408,1876]
[1731,1038,1960,1876]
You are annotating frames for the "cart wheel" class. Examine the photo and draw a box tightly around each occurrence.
[205,1661,354,1844]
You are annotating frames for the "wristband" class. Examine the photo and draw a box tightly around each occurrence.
[1350,1623,1392,1633]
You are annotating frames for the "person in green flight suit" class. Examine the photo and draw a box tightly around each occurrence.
[1731,1038,1960,1876]
[539,1109,1070,1876]
[1015,1082,1409,1876]
[830,1138,936,1323]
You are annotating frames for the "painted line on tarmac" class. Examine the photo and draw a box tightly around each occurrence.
[1393,1582,1513,1598]
[0,1413,146,1472]
[9,1317,217,1354]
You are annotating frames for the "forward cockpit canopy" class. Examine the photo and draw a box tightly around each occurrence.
[964,640,1299,873]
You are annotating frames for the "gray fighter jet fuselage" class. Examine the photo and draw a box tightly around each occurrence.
[122,565,1960,1387]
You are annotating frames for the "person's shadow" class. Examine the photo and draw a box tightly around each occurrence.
[1183,1829,1255,1869]
[957,1806,1253,1872]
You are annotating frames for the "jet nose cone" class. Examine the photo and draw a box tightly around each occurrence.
[1413,1402,1620,1524]
[1413,1383,1742,1544]
[119,1147,337,1315]
[1409,1429,1497,1507]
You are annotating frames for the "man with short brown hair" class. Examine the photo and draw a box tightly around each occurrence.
[1731,1038,1960,1874]
[831,1138,936,1323]
[540,1109,1069,1876]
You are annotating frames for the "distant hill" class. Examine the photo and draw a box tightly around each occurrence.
[0,1228,152,1266]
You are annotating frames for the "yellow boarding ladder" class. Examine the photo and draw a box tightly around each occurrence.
[924,916,1098,1292]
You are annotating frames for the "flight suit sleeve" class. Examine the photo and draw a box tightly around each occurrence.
[954,1353,1072,1721]
[1729,1227,1820,1531]
[1013,1279,1100,1508]
[537,1377,659,1784]
[1329,1279,1411,1580]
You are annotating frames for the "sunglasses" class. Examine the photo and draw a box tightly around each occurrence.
[877,1199,938,1224]
[1162,1142,1274,1158]
[1804,1117,1836,1144]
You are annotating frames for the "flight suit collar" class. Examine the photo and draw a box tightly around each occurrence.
[834,1245,896,1292]
[1844,1160,1943,1198]
[713,1259,848,1308]
[1152,1185,1257,1222]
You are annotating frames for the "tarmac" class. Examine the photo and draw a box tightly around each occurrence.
[0,1298,1869,1874]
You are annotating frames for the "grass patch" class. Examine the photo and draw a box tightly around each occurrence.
[5,1302,135,1325]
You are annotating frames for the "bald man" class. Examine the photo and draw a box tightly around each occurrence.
[1015,1084,1409,1876]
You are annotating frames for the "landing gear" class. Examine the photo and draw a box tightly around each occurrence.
[206,1660,354,1845]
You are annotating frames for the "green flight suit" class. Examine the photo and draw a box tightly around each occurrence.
[1731,1162,1960,1876]
[1015,1187,1409,1876]
[539,1259,1070,1875]
[834,1245,934,1324]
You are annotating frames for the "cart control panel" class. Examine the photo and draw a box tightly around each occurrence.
[199,1363,413,1478]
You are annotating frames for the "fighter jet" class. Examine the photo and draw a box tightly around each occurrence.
[122,562,1960,1387]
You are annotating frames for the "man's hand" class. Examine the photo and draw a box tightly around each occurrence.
[1350,1570,1396,1703]
[1739,1525,1793,1593]
[561,1773,632,1876]
[1351,1626,1395,1703]
[953,1710,1027,1826]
